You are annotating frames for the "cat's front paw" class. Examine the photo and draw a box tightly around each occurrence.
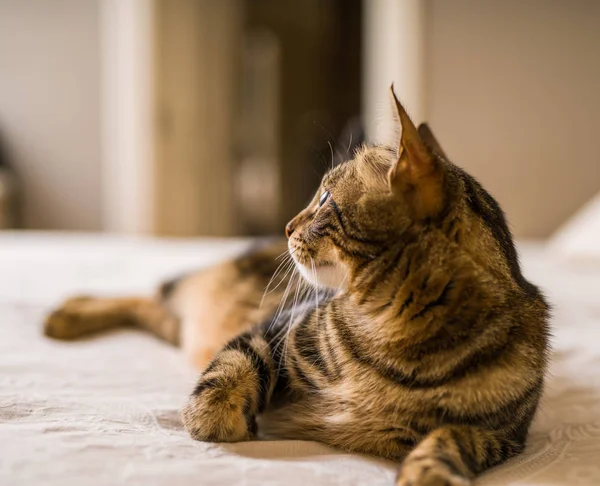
[396,456,472,486]
[181,378,254,443]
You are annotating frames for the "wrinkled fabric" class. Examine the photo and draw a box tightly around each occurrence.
[0,233,599,486]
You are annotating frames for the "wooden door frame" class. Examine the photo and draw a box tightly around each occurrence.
[100,0,155,234]
[100,0,241,236]
[362,0,426,142]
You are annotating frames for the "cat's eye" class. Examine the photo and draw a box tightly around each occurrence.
[318,191,330,207]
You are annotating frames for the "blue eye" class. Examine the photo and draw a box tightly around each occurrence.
[319,191,330,207]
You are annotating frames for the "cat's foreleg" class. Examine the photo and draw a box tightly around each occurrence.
[396,425,522,486]
[181,331,278,442]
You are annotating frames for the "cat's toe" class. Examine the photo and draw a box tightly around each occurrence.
[44,309,78,340]
[43,296,95,339]
[396,457,472,486]
[181,389,252,443]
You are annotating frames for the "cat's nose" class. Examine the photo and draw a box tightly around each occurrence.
[285,221,295,239]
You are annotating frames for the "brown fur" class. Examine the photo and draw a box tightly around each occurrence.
[44,89,549,486]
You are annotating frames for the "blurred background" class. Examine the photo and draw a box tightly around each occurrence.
[0,0,598,238]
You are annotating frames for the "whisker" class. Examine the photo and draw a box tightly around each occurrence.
[274,270,317,377]
[327,141,335,169]
[263,257,296,298]
[310,258,321,327]
[260,252,289,306]
[275,249,291,261]
[314,122,336,170]
[339,268,350,294]
[266,262,300,339]
[260,255,294,308]
[347,131,353,155]
[282,267,305,368]
[272,271,301,375]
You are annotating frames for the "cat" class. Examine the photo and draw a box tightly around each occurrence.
[45,87,550,486]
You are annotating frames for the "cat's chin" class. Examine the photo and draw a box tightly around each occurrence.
[294,259,347,290]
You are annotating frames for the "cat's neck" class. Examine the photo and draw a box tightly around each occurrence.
[341,225,506,347]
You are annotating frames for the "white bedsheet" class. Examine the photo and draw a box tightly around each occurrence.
[1,232,599,486]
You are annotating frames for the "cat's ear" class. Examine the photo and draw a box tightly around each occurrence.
[388,85,443,218]
[417,123,447,160]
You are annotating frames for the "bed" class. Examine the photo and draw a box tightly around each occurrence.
[1,232,599,485]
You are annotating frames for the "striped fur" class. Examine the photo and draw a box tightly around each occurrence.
[45,92,549,486]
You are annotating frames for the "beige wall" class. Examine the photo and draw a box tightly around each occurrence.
[1,1,598,235]
[427,0,600,237]
[0,0,102,230]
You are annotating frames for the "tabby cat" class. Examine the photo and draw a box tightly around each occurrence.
[45,88,550,486]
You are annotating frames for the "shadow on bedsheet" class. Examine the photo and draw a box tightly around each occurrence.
[152,409,383,461]
[153,409,356,460]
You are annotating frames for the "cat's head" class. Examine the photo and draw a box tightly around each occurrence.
[287,86,523,293]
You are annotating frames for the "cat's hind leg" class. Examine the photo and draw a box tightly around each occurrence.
[44,296,179,344]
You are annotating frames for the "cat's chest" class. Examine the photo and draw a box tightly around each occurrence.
[320,373,413,427]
